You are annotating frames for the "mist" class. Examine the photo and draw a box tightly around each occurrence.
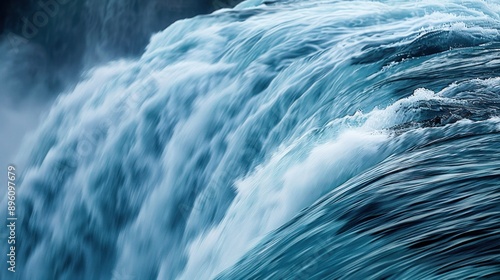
[0,0,240,169]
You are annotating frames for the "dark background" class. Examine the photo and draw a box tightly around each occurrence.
[0,0,240,169]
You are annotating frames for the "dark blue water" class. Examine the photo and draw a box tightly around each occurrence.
[1,0,499,279]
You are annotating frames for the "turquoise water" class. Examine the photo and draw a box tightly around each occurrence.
[2,0,500,279]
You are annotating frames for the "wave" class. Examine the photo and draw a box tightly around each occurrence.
[1,0,499,279]
[0,0,240,172]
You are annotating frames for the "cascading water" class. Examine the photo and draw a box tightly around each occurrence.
[0,0,238,172]
[1,0,499,279]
